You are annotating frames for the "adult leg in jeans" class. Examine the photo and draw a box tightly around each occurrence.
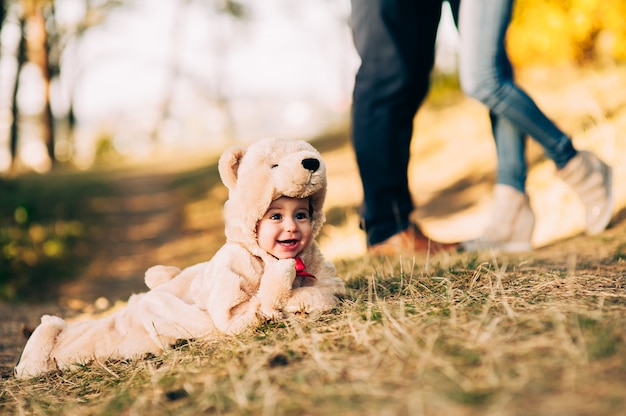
[351,0,458,255]
[459,0,613,251]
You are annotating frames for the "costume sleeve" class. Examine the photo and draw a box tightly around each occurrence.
[191,245,294,335]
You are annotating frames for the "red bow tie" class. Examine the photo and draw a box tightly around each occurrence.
[295,257,316,279]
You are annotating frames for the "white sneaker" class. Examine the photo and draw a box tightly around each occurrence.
[558,151,613,235]
[461,184,535,253]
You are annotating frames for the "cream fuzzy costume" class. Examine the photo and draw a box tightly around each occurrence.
[15,138,345,379]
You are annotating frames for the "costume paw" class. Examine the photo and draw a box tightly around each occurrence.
[14,315,67,379]
[145,265,181,289]
[285,287,339,314]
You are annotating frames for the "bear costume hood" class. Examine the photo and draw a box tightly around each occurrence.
[218,137,327,260]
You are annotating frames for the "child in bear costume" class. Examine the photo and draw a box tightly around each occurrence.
[15,137,346,379]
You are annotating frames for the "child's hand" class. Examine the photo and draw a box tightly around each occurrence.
[257,258,296,318]
[261,258,296,287]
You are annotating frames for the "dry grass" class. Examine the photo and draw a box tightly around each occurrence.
[2,249,625,415]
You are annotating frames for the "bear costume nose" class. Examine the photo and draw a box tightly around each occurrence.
[302,158,320,172]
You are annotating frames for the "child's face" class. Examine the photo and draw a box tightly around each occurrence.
[256,196,313,259]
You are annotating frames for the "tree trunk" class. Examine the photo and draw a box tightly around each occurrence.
[9,17,27,174]
[27,10,56,167]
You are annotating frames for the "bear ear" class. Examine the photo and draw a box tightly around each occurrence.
[218,145,246,190]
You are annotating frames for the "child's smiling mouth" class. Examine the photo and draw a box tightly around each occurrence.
[278,239,299,248]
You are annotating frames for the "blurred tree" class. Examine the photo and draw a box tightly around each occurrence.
[22,0,56,167]
[508,0,626,67]
[9,8,27,173]
[208,0,250,144]
[1,0,125,174]
[150,0,250,145]
[1,0,61,174]
[55,0,125,163]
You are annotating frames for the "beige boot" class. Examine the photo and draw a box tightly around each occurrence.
[461,184,535,253]
[558,150,613,236]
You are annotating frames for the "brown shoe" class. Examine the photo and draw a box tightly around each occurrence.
[368,223,458,256]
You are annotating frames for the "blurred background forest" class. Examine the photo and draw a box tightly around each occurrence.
[1,0,625,176]
[1,0,626,302]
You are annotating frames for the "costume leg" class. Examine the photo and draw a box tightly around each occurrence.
[14,315,66,378]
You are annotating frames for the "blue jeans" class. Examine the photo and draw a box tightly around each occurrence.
[458,0,577,193]
[351,0,457,246]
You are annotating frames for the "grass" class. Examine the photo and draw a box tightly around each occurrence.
[2,252,625,415]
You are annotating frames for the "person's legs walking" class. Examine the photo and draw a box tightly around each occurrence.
[462,114,535,252]
[459,0,534,251]
[460,0,577,168]
[459,0,612,249]
[351,0,456,254]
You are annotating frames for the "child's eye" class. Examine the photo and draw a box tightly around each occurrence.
[295,212,309,220]
[270,213,282,220]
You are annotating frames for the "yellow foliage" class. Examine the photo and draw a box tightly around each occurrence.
[507,0,626,67]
